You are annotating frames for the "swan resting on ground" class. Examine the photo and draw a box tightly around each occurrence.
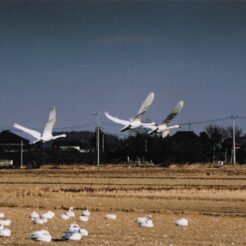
[79,208,90,222]
[66,207,75,217]
[31,229,52,242]
[79,215,89,222]
[175,218,189,227]
[82,208,90,217]
[32,217,48,225]
[0,219,11,226]
[136,215,154,228]
[0,224,11,237]
[30,211,39,219]
[30,211,54,224]
[13,107,66,143]
[63,223,88,241]
[61,207,75,220]
[105,213,117,220]
[41,211,55,220]
[60,214,70,220]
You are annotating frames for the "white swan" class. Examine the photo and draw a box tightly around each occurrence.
[66,207,75,217]
[136,215,154,228]
[41,211,55,220]
[30,211,39,219]
[79,215,89,222]
[31,229,52,242]
[0,225,11,237]
[32,217,48,225]
[175,218,189,227]
[105,213,117,220]
[79,228,89,237]
[0,219,11,226]
[105,92,155,132]
[63,224,88,241]
[13,107,66,143]
[61,207,75,220]
[82,208,90,217]
[136,216,147,225]
[60,214,70,220]
[68,223,80,232]
[63,231,82,241]
[142,100,184,138]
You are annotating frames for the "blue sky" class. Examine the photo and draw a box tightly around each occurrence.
[0,1,246,137]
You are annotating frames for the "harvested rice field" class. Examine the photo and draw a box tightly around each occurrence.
[0,164,245,245]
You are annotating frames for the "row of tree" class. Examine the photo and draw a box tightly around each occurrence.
[19,124,246,167]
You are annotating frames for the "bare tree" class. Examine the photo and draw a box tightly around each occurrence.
[224,126,243,163]
[205,125,226,163]
[225,126,243,139]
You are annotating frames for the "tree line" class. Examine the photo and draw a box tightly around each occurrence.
[19,124,246,167]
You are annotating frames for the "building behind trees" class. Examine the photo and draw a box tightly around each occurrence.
[0,125,246,168]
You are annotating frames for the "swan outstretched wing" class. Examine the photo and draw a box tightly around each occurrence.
[13,123,41,140]
[161,100,184,124]
[132,92,154,120]
[42,107,56,139]
[141,122,157,130]
[105,112,130,126]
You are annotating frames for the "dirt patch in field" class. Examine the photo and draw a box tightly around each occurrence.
[0,165,245,245]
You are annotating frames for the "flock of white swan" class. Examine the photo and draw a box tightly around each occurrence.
[13,92,184,143]
[0,208,188,242]
[8,93,186,243]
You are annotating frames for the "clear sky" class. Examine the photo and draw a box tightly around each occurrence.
[0,0,246,137]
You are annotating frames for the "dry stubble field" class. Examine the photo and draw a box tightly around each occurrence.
[0,164,245,245]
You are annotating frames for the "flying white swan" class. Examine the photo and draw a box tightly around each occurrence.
[105,92,155,132]
[13,107,66,143]
[142,100,184,138]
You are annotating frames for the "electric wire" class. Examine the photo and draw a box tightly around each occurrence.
[0,115,245,132]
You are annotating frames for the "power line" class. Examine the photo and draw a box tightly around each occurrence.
[0,115,244,132]
[238,116,246,120]
[54,122,96,130]
[179,116,231,127]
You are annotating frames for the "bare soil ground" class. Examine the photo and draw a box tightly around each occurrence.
[0,164,245,245]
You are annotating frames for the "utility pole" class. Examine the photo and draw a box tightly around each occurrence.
[101,128,104,153]
[231,115,238,165]
[93,112,101,166]
[188,121,192,131]
[20,140,23,168]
